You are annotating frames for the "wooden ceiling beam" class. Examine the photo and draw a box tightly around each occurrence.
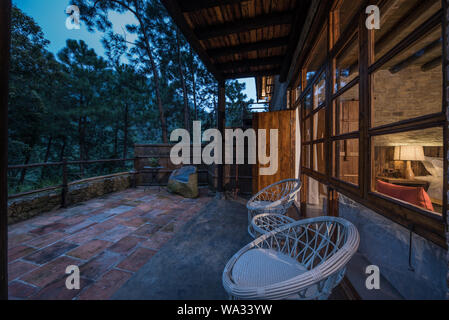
[217,56,284,71]
[161,0,224,81]
[375,0,440,55]
[195,12,294,40]
[421,56,442,71]
[279,0,314,82]
[389,38,442,74]
[207,37,289,59]
[223,68,281,79]
[179,0,246,13]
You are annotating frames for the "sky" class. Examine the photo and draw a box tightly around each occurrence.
[13,0,258,101]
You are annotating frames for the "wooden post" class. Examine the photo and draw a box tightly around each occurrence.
[0,0,11,300]
[443,0,449,301]
[61,158,68,208]
[217,80,226,196]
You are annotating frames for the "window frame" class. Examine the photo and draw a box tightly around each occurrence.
[295,0,448,248]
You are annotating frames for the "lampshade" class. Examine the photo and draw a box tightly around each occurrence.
[394,146,425,161]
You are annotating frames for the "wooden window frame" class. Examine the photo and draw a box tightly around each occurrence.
[296,0,448,248]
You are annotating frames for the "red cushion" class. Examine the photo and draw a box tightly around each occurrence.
[376,180,434,212]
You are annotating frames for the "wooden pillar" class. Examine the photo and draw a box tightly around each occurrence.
[443,0,449,301]
[217,80,226,196]
[0,0,11,300]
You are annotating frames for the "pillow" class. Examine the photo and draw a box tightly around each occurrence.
[376,180,434,212]
[421,156,444,177]
[421,158,437,177]
[427,157,443,177]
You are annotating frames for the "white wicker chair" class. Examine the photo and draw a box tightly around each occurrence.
[222,216,360,300]
[247,179,301,237]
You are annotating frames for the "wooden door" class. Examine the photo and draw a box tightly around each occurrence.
[252,110,297,193]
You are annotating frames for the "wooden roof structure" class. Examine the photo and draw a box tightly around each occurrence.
[256,75,275,102]
[161,0,312,83]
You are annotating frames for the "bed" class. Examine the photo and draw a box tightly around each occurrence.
[414,156,444,208]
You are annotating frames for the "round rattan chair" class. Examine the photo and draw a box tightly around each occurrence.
[247,179,301,237]
[222,216,360,300]
[251,213,296,239]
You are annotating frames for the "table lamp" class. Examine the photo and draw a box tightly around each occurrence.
[394,146,425,180]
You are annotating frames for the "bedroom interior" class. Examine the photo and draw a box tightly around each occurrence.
[318,0,445,216]
[283,0,448,299]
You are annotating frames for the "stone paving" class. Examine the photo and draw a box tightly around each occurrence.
[7,187,213,300]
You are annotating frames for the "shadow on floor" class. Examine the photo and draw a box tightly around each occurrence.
[113,198,252,300]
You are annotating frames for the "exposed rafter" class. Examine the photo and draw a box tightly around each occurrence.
[223,68,281,80]
[421,56,442,71]
[207,37,289,59]
[280,0,315,82]
[161,0,224,81]
[195,12,294,40]
[375,0,440,55]
[217,56,284,71]
[179,0,246,13]
[162,0,312,82]
[389,38,442,74]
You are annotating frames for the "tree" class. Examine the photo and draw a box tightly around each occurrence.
[57,39,109,174]
[9,6,50,186]
[8,4,256,193]
[72,0,169,143]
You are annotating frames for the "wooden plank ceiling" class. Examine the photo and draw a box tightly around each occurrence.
[161,0,311,82]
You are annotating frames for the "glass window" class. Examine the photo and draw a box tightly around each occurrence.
[313,108,326,141]
[331,0,362,46]
[374,0,441,62]
[313,143,326,175]
[372,127,444,216]
[335,35,359,92]
[295,74,302,101]
[333,139,359,185]
[314,72,326,108]
[333,84,359,136]
[372,23,442,127]
[303,117,311,142]
[304,90,313,116]
[302,144,311,169]
[304,26,327,86]
[302,175,328,218]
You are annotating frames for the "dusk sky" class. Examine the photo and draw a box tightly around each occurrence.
[13,0,258,101]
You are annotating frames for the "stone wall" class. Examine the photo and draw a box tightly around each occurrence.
[7,172,131,224]
[340,194,447,300]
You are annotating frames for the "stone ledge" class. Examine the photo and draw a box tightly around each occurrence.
[8,172,132,225]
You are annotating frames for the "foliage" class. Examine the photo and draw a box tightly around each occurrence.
[8,4,254,194]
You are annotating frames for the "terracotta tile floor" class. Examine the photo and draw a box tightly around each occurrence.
[7,187,213,300]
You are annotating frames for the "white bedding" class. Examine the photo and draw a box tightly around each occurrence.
[414,156,444,202]
[414,175,443,202]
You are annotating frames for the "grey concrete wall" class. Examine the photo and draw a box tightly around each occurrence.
[339,194,447,300]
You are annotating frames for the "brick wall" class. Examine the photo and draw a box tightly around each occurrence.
[373,65,442,128]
